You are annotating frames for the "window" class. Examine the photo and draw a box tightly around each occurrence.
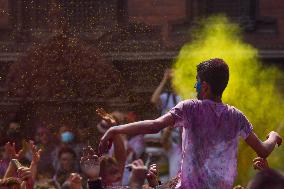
[206,0,257,29]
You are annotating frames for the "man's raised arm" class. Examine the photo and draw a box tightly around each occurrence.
[245,131,282,158]
[99,113,174,154]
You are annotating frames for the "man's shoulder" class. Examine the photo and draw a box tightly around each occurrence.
[182,100,243,113]
[225,104,247,117]
[226,104,240,111]
[179,99,200,106]
[181,99,200,103]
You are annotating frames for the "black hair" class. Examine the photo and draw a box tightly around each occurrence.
[248,169,284,189]
[197,58,229,96]
[58,147,76,159]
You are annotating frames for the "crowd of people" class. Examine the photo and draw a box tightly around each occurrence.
[0,58,283,189]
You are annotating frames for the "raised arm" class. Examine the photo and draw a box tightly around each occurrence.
[99,113,174,154]
[112,134,126,175]
[4,160,17,178]
[245,131,282,158]
[28,141,42,180]
[3,141,25,178]
[150,69,172,107]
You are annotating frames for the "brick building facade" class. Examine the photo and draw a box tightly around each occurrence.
[0,0,283,127]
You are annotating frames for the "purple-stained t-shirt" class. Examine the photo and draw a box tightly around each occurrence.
[169,99,253,189]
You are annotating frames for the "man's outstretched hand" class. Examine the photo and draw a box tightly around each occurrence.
[267,131,282,147]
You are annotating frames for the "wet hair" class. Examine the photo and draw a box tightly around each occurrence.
[58,147,76,159]
[197,58,229,96]
[248,169,284,189]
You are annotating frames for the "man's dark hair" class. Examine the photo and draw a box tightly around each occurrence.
[248,169,284,189]
[197,58,229,96]
[58,147,76,159]
[100,155,119,176]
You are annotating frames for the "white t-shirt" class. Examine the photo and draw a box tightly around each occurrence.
[160,92,182,115]
[144,92,181,142]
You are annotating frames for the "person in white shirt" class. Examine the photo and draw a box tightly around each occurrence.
[150,68,182,178]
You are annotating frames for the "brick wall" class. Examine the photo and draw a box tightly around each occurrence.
[260,0,284,42]
[0,0,9,29]
[128,0,186,25]
[244,0,284,47]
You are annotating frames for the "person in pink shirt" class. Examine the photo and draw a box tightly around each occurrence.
[99,58,282,189]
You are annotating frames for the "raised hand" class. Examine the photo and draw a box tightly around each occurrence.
[163,69,173,81]
[17,167,32,181]
[28,140,42,164]
[18,166,34,189]
[147,164,160,188]
[80,146,100,180]
[129,159,148,189]
[69,173,83,189]
[96,108,117,125]
[4,142,24,160]
[253,157,269,171]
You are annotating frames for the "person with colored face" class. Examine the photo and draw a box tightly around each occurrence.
[99,58,282,189]
[51,125,83,175]
[194,77,202,99]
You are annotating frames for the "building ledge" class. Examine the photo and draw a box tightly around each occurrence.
[1,49,284,62]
